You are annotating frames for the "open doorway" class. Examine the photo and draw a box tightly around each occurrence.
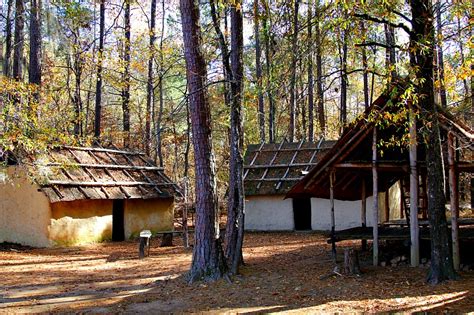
[293,198,311,230]
[112,200,125,241]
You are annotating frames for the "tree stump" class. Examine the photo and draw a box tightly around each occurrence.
[160,233,173,247]
[344,248,361,275]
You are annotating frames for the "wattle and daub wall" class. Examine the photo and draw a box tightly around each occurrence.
[0,167,174,247]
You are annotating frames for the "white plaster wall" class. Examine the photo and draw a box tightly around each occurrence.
[311,194,389,231]
[245,195,294,231]
[0,167,51,247]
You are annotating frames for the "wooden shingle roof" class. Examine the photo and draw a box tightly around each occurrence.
[30,146,181,203]
[243,140,335,196]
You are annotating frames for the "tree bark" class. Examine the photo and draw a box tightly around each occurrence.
[12,0,25,81]
[289,0,300,142]
[360,21,369,109]
[122,0,131,147]
[29,0,42,86]
[94,0,105,139]
[155,0,166,167]
[339,17,348,127]
[180,0,227,282]
[307,0,314,142]
[73,42,83,137]
[225,0,245,275]
[3,0,13,77]
[263,5,275,143]
[409,0,457,284]
[145,0,157,156]
[315,3,325,134]
[384,24,396,79]
[254,0,265,143]
[435,1,447,108]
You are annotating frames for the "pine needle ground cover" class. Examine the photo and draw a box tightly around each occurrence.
[1,232,473,313]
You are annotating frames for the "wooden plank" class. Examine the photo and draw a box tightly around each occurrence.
[361,179,367,251]
[45,180,176,187]
[372,127,379,266]
[409,103,419,267]
[330,170,336,262]
[63,145,145,156]
[334,162,409,171]
[46,162,164,171]
[448,132,460,271]
[245,178,301,182]
[244,162,316,169]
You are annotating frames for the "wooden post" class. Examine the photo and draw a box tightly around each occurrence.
[361,179,367,251]
[448,132,460,271]
[330,170,336,262]
[409,102,419,267]
[183,177,189,248]
[372,128,379,266]
[384,190,390,222]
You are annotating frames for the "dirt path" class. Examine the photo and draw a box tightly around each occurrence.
[1,233,473,313]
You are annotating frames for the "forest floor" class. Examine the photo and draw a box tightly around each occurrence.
[1,232,473,313]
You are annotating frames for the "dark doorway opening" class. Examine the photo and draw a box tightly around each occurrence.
[293,198,312,230]
[112,200,125,241]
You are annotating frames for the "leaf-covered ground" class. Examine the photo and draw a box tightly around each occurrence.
[1,232,473,313]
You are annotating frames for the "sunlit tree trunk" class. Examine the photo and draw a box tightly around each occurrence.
[12,0,24,81]
[254,0,265,143]
[435,1,447,108]
[315,2,325,134]
[145,0,157,155]
[225,0,245,275]
[122,0,131,147]
[307,0,314,141]
[360,21,369,109]
[94,0,105,139]
[289,0,300,142]
[180,0,227,282]
[409,0,457,285]
[3,0,13,77]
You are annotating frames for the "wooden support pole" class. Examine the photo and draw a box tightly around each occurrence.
[361,179,367,251]
[448,132,460,271]
[372,128,379,266]
[330,170,336,262]
[409,103,419,267]
[183,177,189,248]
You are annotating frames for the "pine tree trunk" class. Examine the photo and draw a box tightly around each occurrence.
[435,1,447,108]
[155,0,166,167]
[263,11,275,143]
[384,24,396,79]
[307,0,314,142]
[94,0,105,139]
[225,0,245,275]
[122,0,131,147]
[145,0,157,156]
[360,21,369,109]
[254,0,265,143]
[29,0,41,86]
[3,0,13,77]
[73,43,83,137]
[289,0,300,142]
[339,20,348,127]
[315,3,325,134]
[180,0,227,282]
[12,0,24,81]
[409,0,457,284]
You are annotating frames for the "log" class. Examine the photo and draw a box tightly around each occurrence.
[160,233,173,247]
[344,248,361,275]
